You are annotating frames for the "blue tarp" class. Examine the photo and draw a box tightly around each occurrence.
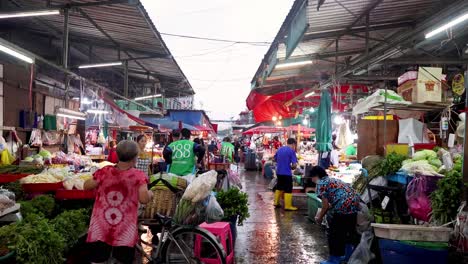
[140,116,198,131]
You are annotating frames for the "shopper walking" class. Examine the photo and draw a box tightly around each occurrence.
[273,138,298,211]
[220,137,235,163]
[163,128,205,176]
[107,140,118,163]
[309,166,360,264]
[84,140,152,264]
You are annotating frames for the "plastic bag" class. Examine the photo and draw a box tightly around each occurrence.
[356,202,373,234]
[361,176,387,204]
[406,176,441,222]
[206,194,224,223]
[348,231,375,264]
[268,177,277,190]
[182,170,217,203]
[228,169,242,189]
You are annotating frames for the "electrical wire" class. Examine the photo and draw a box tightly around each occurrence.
[160,32,272,46]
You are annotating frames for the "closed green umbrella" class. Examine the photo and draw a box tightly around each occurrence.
[315,90,332,152]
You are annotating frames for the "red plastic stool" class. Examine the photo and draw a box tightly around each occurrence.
[195,222,234,264]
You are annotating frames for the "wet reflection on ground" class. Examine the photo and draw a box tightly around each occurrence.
[235,170,328,263]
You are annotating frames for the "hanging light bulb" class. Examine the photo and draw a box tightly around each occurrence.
[272,116,277,122]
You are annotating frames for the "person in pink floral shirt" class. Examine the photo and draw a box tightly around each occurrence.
[84,140,153,264]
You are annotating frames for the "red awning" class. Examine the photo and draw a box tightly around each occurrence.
[194,125,213,132]
[246,85,369,123]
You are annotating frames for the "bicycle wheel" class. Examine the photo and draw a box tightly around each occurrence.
[160,226,227,264]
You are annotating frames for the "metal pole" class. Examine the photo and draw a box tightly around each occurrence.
[365,14,370,72]
[124,60,129,98]
[62,8,69,69]
[383,85,388,154]
[335,38,339,75]
[463,67,468,200]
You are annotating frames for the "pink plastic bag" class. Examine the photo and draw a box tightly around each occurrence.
[405,175,440,222]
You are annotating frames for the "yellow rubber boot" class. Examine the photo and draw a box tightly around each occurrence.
[284,193,298,211]
[273,190,283,208]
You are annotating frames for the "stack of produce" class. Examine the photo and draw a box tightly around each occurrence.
[0,195,91,263]
[22,149,52,165]
[0,165,43,175]
[62,172,93,190]
[401,149,443,176]
[20,167,71,184]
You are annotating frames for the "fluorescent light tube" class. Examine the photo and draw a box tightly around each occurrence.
[0,43,34,63]
[275,60,313,70]
[0,9,60,19]
[305,91,315,97]
[57,113,86,120]
[134,94,162,101]
[425,13,468,38]
[81,98,93,105]
[78,61,122,69]
[87,109,109,114]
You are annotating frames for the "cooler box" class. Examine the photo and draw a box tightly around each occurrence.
[379,238,448,264]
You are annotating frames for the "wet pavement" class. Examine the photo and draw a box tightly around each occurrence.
[235,169,328,264]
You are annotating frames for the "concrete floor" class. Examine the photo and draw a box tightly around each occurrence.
[235,169,328,264]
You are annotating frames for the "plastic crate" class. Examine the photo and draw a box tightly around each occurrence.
[0,173,30,183]
[379,238,448,264]
[21,182,63,193]
[387,172,413,185]
[306,193,322,221]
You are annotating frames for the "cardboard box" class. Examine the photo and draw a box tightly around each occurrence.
[397,67,442,103]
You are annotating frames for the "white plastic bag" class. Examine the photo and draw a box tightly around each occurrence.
[348,231,375,264]
[268,176,277,190]
[361,176,387,204]
[356,202,373,234]
[206,194,224,223]
[228,169,242,189]
[182,170,217,203]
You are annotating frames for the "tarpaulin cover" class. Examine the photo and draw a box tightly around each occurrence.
[315,90,332,152]
[103,97,159,129]
[169,111,203,126]
[212,124,218,134]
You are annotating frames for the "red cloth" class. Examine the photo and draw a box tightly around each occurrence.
[87,166,148,247]
[107,148,118,163]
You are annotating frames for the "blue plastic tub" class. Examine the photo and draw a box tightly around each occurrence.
[379,239,448,264]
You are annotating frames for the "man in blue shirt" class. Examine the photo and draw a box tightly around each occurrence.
[273,138,298,210]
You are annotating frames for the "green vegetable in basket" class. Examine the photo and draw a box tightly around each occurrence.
[428,158,442,168]
[413,149,437,161]
[20,195,55,219]
[52,209,89,250]
[216,188,250,226]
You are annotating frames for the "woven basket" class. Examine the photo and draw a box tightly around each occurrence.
[143,177,187,219]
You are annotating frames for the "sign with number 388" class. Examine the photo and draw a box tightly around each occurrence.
[173,143,192,159]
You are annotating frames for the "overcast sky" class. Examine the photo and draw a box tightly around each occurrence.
[141,0,294,121]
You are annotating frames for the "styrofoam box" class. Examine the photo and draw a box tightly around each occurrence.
[372,223,451,242]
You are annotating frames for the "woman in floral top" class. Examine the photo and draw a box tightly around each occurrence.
[310,166,360,264]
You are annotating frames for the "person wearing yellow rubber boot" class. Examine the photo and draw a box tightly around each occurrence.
[273,138,298,210]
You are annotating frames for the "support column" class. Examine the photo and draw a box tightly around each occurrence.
[365,14,370,72]
[463,67,468,201]
[63,8,70,105]
[124,60,129,98]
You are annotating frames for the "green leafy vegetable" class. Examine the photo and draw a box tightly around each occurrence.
[430,158,464,225]
[216,188,250,226]
[52,209,90,250]
[20,195,56,219]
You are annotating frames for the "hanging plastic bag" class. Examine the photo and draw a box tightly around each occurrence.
[268,176,277,190]
[206,194,224,223]
[228,169,242,189]
[97,130,106,145]
[348,231,375,264]
[406,176,441,222]
[0,149,14,165]
[356,202,373,234]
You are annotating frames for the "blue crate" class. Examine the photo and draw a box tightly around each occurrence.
[379,239,448,264]
[387,172,413,185]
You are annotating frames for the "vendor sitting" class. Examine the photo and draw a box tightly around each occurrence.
[309,166,360,264]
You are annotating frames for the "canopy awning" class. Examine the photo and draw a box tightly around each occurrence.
[286,125,315,133]
[242,126,286,135]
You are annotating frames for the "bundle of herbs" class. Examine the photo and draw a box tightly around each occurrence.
[216,188,250,226]
[430,157,464,225]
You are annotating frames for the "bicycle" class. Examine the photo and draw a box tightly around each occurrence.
[135,170,228,264]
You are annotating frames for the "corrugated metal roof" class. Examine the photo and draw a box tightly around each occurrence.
[252,0,463,94]
[1,0,193,97]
